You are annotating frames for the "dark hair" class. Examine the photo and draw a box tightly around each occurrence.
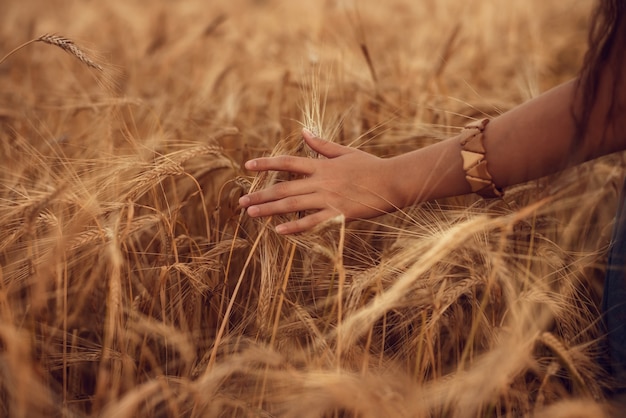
[575,0,626,142]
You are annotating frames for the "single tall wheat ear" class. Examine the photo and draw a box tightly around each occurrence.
[0,33,103,70]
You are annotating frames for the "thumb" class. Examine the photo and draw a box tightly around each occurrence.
[302,128,351,159]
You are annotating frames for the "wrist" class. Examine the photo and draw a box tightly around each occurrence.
[385,134,473,208]
[368,156,413,212]
[382,150,435,209]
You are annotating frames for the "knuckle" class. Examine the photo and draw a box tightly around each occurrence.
[283,156,306,172]
[284,196,300,212]
[276,156,295,169]
[273,181,290,197]
[290,218,307,234]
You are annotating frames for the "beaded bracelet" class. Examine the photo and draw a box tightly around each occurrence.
[459,119,503,199]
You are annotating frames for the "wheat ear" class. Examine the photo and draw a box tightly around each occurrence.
[0,34,103,70]
[539,332,589,397]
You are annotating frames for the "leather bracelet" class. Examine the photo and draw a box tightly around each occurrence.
[459,119,503,199]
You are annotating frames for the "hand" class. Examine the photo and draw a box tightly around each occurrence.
[238,129,402,234]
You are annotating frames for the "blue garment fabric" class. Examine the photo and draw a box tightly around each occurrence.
[603,181,626,394]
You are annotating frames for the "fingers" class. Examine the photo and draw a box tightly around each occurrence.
[243,192,320,218]
[302,129,350,159]
[274,209,337,235]
[239,184,337,234]
[244,130,350,174]
[239,129,355,234]
[245,155,315,175]
[239,178,313,208]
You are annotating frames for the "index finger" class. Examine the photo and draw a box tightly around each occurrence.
[245,155,316,175]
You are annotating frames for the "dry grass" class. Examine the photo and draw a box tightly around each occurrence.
[0,35,102,71]
[0,0,624,416]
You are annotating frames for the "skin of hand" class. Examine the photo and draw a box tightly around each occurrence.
[240,63,626,235]
[238,129,404,234]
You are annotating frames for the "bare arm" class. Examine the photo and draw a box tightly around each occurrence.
[393,73,626,208]
[239,70,626,234]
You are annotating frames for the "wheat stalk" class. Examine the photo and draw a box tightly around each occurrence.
[0,34,103,70]
[0,2,615,416]
[37,34,103,70]
[538,332,590,397]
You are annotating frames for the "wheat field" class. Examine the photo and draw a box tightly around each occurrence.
[0,0,624,416]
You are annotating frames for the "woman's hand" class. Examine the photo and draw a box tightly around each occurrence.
[239,129,402,234]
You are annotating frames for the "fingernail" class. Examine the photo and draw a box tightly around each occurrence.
[302,128,315,138]
[239,196,250,206]
[275,224,287,234]
[248,206,260,216]
[245,160,257,169]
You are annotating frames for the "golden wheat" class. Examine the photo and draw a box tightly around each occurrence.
[36,34,104,71]
[0,34,103,70]
[0,0,621,417]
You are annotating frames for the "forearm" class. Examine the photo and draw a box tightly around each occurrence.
[390,76,626,207]
[240,70,625,234]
